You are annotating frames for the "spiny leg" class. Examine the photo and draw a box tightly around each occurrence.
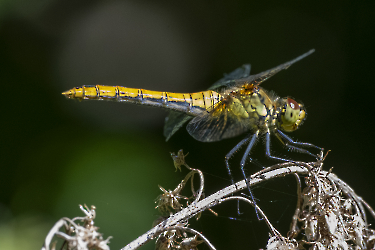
[277,130,321,149]
[240,130,261,219]
[225,136,252,186]
[225,136,252,215]
[265,130,291,162]
[276,130,322,159]
[284,144,316,157]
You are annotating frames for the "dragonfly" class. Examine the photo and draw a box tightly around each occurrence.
[63,49,321,214]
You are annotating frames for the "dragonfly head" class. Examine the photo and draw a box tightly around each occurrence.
[277,97,306,132]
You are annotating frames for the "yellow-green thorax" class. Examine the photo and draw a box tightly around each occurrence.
[224,85,306,134]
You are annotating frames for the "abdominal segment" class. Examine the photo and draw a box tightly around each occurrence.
[62,85,223,116]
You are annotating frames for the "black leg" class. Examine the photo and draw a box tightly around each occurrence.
[239,131,262,219]
[284,144,317,158]
[225,136,252,215]
[225,136,252,185]
[265,130,291,162]
[277,130,322,150]
[276,130,321,159]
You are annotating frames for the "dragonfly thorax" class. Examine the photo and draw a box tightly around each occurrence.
[233,87,277,133]
[275,97,306,132]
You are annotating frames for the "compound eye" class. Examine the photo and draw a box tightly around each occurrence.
[278,97,306,132]
[287,98,299,110]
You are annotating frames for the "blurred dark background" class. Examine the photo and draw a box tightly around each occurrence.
[1,1,375,249]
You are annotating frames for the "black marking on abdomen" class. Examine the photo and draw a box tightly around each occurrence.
[95,85,100,98]
[115,86,119,101]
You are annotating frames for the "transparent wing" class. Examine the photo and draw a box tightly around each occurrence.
[186,99,249,142]
[163,64,251,141]
[164,111,193,141]
[208,64,251,90]
[164,50,314,141]
[233,49,315,87]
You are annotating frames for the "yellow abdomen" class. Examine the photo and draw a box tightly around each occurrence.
[62,85,222,116]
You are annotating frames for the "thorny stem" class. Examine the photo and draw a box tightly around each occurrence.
[122,161,312,250]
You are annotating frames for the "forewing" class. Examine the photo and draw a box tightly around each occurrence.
[208,64,251,90]
[186,99,249,142]
[164,111,193,141]
[234,49,315,87]
[163,64,251,141]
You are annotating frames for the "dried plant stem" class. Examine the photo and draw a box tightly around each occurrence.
[165,226,216,250]
[122,162,311,250]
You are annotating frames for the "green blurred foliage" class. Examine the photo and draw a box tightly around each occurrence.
[1,1,375,250]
